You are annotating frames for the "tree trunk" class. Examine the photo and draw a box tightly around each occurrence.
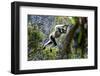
[79,17,87,58]
[62,18,80,59]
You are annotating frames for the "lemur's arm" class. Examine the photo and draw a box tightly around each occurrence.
[55,24,67,33]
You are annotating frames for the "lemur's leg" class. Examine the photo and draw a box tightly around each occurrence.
[43,40,52,49]
[49,35,57,52]
[43,35,57,49]
[50,35,57,46]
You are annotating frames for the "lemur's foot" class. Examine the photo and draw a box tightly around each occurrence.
[50,48,52,52]
[43,46,46,49]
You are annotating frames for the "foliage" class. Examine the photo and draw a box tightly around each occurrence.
[28,25,45,60]
[43,46,59,60]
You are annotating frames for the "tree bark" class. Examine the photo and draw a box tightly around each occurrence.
[62,18,80,59]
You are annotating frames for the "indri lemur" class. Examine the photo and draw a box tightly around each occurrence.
[43,24,67,49]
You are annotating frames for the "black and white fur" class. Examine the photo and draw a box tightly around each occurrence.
[43,24,67,49]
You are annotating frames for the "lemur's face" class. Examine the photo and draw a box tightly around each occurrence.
[61,25,68,33]
[61,28,66,33]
